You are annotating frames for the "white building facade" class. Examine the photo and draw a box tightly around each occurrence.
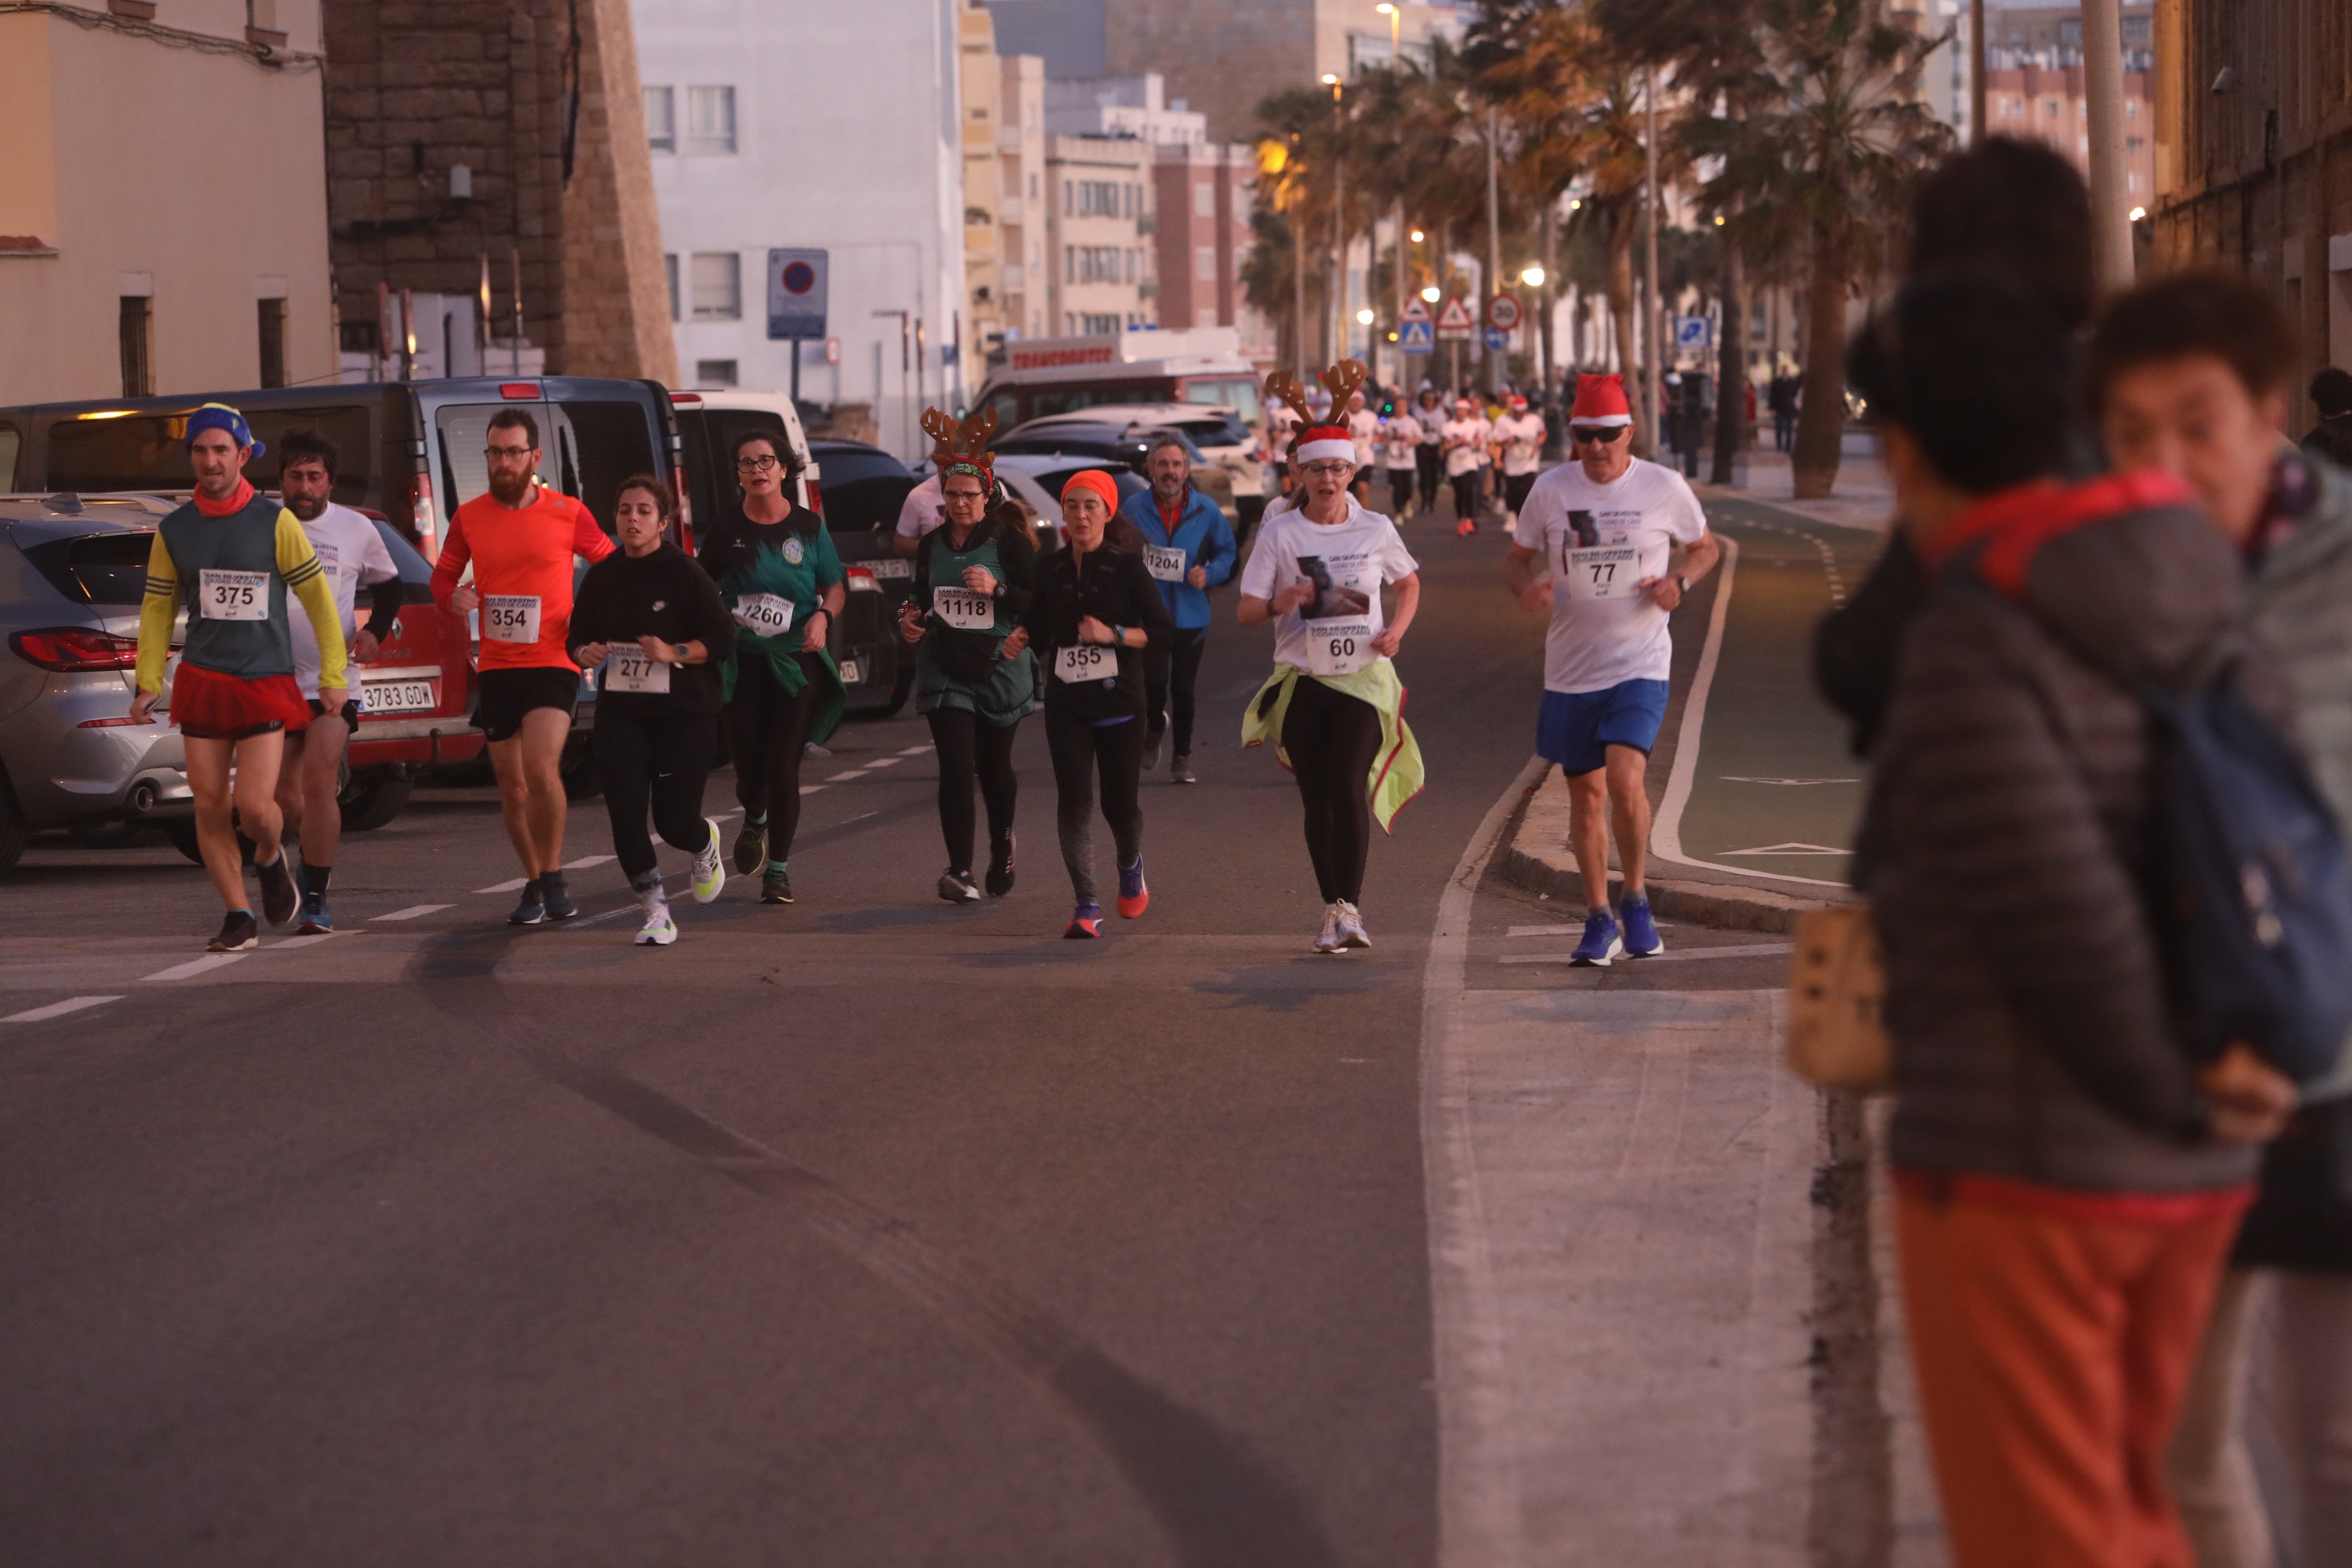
[631,0,967,457]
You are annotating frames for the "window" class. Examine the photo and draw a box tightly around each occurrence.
[686,86,737,155]
[1076,180,1120,217]
[664,254,680,321]
[257,298,288,388]
[119,296,152,397]
[690,252,741,319]
[1195,244,1215,281]
[645,85,675,152]
[1195,182,1214,218]
[1064,245,1075,283]
[1063,180,1073,215]
[695,359,739,387]
[1028,173,1038,202]
[1080,312,1120,333]
[1069,246,1121,283]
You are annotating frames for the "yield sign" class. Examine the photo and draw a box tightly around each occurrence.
[1435,295,1477,340]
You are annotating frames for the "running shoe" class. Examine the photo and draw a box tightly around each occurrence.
[691,819,727,904]
[541,871,577,921]
[635,910,679,946]
[508,878,546,925]
[255,854,299,928]
[803,741,832,760]
[1620,893,1665,957]
[1065,901,1103,939]
[296,892,334,936]
[209,908,259,953]
[1334,899,1370,949]
[762,864,794,905]
[1314,904,1345,954]
[985,835,1017,897]
[1456,518,1477,538]
[1116,856,1149,919]
[1169,754,1195,785]
[732,817,767,876]
[1144,727,1166,770]
[1571,910,1624,967]
[938,868,982,904]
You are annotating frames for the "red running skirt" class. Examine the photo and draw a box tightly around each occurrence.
[171,663,310,740]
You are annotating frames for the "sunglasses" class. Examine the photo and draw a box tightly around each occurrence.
[1570,425,1629,445]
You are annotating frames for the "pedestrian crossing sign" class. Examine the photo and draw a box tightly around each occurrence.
[1399,317,1434,354]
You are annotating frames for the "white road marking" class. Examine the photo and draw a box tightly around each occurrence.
[898,743,935,756]
[1718,776,1859,786]
[477,878,531,894]
[561,855,614,870]
[1719,842,1848,857]
[1501,943,1793,966]
[373,904,453,922]
[864,757,903,769]
[271,934,338,950]
[141,954,248,982]
[2,995,123,1023]
[799,785,825,796]
[828,771,868,782]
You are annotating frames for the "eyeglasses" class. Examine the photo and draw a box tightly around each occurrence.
[1570,426,1629,445]
[942,487,988,504]
[1300,460,1354,478]
[734,455,781,473]
[485,445,534,460]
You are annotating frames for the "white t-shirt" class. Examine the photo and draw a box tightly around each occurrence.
[1414,405,1447,445]
[1512,456,1708,694]
[1441,417,1486,477]
[1267,405,1302,462]
[1494,413,1547,476]
[290,502,400,700]
[1473,415,1496,466]
[1346,407,1380,468]
[1380,414,1423,468]
[1240,501,1419,672]
[894,473,945,540]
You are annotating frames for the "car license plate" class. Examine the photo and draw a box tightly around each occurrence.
[865,558,912,580]
[838,659,862,685]
[360,679,435,713]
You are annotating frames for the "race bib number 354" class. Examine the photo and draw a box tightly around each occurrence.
[199,569,269,622]
[1054,644,1115,684]
[1305,622,1374,677]
[482,594,542,643]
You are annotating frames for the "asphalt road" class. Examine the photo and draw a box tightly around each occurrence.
[0,492,1861,1567]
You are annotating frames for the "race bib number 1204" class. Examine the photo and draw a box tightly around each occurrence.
[1143,545,1188,583]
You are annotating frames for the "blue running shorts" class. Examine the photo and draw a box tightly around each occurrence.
[1536,679,1670,776]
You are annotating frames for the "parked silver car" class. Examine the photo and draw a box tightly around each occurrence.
[0,492,193,870]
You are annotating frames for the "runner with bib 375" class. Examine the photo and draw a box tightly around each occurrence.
[1503,373,1720,966]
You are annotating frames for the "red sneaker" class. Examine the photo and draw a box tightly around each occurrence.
[1456,518,1476,537]
[1116,856,1149,919]
[1064,901,1103,939]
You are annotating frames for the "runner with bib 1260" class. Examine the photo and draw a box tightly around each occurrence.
[1239,361,1426,955]
[1503,372,1720,966]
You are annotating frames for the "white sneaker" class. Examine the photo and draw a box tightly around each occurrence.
[691,818,726,904]
[1334,899,1370,949]
[1314,903,1345,954]
[635,909,678,946]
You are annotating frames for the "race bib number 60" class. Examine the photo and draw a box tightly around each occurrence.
[1054,644,1114,684]
[1306,621,1375,677]
[482,594,542,643]
[1565,544,1640,602]
[199,569,269,622]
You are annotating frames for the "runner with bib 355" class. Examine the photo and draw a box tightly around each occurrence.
[1503,373,1719,966]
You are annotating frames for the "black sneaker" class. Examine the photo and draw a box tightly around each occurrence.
[761,865,793,905]
[985,835,1016,897]
[540,871,577,920]
[508,878,546,925]
[255,855,299,928]
[208,909,258,953]
[732,818,767,876]
[1144,727,1167,770]
[937,868,982,904]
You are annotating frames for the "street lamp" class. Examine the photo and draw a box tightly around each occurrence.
[1421,284,1440,303]
[1356,308,1375,325]
[1410,229,1424,243]
[1521,266,1545,287]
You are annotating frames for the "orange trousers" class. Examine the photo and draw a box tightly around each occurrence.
[1896,1184,2243,1568]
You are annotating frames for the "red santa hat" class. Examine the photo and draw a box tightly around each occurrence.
[1507,394,1528,410]
[1570,374,1633,428]
[1269,360,1368,465]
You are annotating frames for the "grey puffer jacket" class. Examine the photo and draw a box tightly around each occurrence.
[1861,476,2278,1194]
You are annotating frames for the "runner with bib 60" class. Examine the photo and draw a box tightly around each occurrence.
[1239,362,1426,954]
[1503,373,1720,965]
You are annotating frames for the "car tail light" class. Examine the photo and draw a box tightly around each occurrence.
[500,382,541,399]
[671,465,694,553]
[409,469,440,559]
[671,390,702,404]
[806,475,825,515]
[12,628,140,672]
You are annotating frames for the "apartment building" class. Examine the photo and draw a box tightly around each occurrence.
[1152,140,1271,356]
[1983,66,2159,210]
[1043,136,1157,337]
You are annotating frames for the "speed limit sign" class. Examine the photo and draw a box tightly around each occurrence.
[1486,292,1523,332]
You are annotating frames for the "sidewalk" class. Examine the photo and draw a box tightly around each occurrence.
[1690,437,1896,534]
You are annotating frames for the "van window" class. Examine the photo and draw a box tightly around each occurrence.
[434,403,513,518]
[547,401,658,528]
[44,405,376,504]
[243,406,375,508]
[981,389,1020,432]
[682,408,791,537]
[0,426,19,490]
[1179,376,1262,424]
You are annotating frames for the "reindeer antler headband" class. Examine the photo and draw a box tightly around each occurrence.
[922,407,999,478]
[1285,360,1370,466]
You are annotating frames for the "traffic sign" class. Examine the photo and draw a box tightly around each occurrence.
[1674,315,1711,350]
[1402,296,1433,324]
[1483,326,1510,353]
[1399,318,1435,355]
[767,249,828,340]
[1435,295,1476,341]
[1486,292,1522,332]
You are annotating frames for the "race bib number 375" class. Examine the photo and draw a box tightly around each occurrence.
[1054,644,1115,684]
[199,569,268,621]
[482,594,542,643]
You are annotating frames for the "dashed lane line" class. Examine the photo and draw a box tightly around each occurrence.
[828,771,868,783]
[1499,942,1794,966]
[864,757,904,769]
[897,743,935,756]
[2,995,124,1024]
[373,904,454,922]
[141,954,247,983]
[476,878,531,895]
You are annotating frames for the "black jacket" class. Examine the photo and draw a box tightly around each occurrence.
[1023,541,1171,721]
[567,542,737,716]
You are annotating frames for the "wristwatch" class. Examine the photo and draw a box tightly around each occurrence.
[1675,574,1690,595]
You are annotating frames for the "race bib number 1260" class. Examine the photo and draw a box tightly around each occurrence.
[732,593,794,637]
[199,569,269,622]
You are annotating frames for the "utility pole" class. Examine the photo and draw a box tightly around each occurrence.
[1643,67,1663,456]
[1325,75,1345,371]
[1484,107,1502,393]
[2082,0,2133,290]
[1969,0,1987,146]
[1395,199,1407,388]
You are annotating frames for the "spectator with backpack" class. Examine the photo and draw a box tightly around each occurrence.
[1848,269,2308,1568]
[2089,270,2352,1568]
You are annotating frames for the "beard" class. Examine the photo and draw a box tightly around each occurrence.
[487,468,535,506]
[283,492,326,522]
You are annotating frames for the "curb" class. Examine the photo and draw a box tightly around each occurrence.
[1499,770,1855,935]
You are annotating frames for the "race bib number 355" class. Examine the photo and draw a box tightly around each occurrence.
[732,593,794,637]
[1305,622,1374,677]
[199,569,269,622]
[933,587,994,631]
[482,594,542,643]
[1054,644,1115,684]
[1565,544,1640,602]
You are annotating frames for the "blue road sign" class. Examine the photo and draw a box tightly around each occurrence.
[1399,318,1435,355]
[1483,326,1509,352]
[767,249,828,340]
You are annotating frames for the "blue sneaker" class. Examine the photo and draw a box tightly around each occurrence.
[1619,893,1663,957]
[296,892,334,936]
[1571,910,1624,967]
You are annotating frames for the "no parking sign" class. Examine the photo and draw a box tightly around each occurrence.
[767,249,828,340]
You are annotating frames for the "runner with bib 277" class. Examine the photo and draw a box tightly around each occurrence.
[1503,373,1720,966]
[1239,361,1426,955]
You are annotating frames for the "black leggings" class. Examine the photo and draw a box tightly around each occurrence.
[728,653,822,861]
[1142,627,1208,757]
[595,707,718,880]
[1415,446,1442,508]
[1281,675,1384,905]
[926,705,1021,874]
[1045,705,1143,905]
[1388,468,1415,515]
[1451,472,1481,521]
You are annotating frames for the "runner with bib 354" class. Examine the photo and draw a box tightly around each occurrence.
[1503,372,1720,967]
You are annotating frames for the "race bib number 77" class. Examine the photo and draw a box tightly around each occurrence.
[1564,544,1639,602]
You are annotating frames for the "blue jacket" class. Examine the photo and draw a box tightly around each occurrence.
[1119,485,1237,630]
